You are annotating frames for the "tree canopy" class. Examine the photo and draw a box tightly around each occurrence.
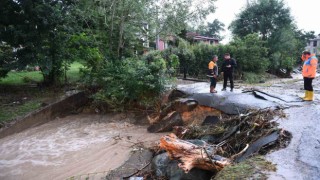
[230,0,292,40]
[196,19,225,40]
[0,0,217,84]
[229,0,315,75]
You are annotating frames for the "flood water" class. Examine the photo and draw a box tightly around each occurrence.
[0,113,163,180]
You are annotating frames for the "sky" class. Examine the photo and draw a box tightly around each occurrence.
[207,0,320,44]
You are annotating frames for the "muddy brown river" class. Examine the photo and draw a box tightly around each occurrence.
[0,113,163,180]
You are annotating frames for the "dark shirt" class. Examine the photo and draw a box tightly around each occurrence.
[221,58,237,74]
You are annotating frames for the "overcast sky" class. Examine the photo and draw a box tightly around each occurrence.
[207,0,320,44]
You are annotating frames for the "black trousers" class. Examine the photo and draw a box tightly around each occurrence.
[223,73,234,89]
[210,77,216,88]
[304,77,314,91]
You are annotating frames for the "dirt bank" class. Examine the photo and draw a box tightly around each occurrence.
[0,113,164,180]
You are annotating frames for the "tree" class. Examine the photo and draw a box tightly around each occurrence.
[79,0,217,59]
[150,0,217,37]
[230,33,269,74]
[0,42,13,78]
[229,0,292,40]
[268,27,311,76]
[195,19,225,40]
[0,0,79,84]
[294,30,316,55]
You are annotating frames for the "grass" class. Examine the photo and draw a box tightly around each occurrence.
[0,101,41,124]
[0,62,84,85]
[214,156,276,180]
[65,61,84,83]
[0,71,43,85]
[0,62,83,124]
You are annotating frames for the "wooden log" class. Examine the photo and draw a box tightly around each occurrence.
[159,133,231,173]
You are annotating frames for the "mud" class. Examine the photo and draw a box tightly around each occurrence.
[0,113,165,180]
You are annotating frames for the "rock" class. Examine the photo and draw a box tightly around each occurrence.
[106,149,153,179]
[147,112,183,133]
[173,98,198,113]
[159,98,198,120]
[153,142,216,180]
[168,89,187,101]
[201,135,220,144]
[152,153,171,177]
[166,160,214,180]
[202,116,220,126]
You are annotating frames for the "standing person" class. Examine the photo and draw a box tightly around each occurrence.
[221,53,237,92]
[207,55,219,93]
[301,50,318,101]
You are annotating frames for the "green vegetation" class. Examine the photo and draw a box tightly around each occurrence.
[0,101,41,124]
[89,55,179,111]
[0,71,43,85]
[0,62,83,85]
[214,156,276,180]
[230,0,316,75]
[0,0,314,112]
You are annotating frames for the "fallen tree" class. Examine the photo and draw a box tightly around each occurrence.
[159,133,249,172]
[155,108,291,175]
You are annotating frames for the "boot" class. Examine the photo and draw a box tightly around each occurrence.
[210,86,213,93]
[301,90,308,99]
[303,91,314,101]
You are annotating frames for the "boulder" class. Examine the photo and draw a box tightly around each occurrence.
[152,153,214,180]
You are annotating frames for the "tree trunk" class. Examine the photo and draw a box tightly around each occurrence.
[159,133,231,173]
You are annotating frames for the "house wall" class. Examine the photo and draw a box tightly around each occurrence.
[306,36,320,55]
[157,40,166,51]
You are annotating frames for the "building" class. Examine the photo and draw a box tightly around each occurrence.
[186,32,219,45]
[305,34,320,55]
[192,35,219,45]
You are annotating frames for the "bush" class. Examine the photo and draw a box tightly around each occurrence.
[230,34,269,74]
[90,56,176,110]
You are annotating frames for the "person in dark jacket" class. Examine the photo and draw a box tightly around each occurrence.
[221,53,237,92]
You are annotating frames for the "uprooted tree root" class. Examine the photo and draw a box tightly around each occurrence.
[152,108,292,179]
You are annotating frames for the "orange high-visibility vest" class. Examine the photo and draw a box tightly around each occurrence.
[302,54,318,78]
[208,61,215,69]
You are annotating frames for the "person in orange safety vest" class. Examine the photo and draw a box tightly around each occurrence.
[207,55,219,93]
[301,50,318,101]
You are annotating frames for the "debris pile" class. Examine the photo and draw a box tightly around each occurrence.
[147,90,292,179]
[104,89,293,180]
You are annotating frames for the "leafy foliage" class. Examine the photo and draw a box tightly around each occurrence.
[230,34,269,73]
[90,56,177,110]
[0,0,80,84]
[230,0,292,40]
[229,0,314,75]
[196,19,225,40]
